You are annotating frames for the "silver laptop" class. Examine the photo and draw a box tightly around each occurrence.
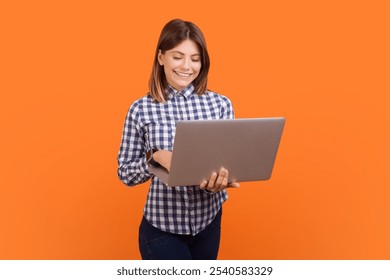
[148,117,285,187]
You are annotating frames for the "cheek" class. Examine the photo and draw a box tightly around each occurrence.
[193,63,202,73]
[165,61,181,72]
[163,64,174,77]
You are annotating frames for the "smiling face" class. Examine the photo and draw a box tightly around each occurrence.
[158,39,201,92]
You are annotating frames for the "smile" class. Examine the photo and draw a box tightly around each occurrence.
[174,71,192,77]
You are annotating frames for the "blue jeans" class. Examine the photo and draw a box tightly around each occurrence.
[139,209,222,260]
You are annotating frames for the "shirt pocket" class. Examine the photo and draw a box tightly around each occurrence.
[145,123,173,151]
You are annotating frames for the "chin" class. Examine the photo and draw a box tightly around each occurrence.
[173,82,191,90]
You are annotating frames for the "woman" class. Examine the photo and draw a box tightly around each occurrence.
[117,19,239,260]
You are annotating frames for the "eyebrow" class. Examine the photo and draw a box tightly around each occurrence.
[171,51,200,57]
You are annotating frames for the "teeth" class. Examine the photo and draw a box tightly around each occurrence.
[175,71,191,77]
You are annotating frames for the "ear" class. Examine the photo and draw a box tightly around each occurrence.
[157,50,164,66]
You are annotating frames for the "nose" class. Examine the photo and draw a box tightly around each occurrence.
[181,58,190,70]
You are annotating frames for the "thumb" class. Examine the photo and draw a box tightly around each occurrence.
[227,182,240,188]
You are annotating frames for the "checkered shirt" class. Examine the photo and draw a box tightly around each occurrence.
[117,84,234,235]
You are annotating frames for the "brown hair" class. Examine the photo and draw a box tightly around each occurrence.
[148,19,210,103]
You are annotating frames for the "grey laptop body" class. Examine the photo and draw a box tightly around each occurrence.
[148,117,286,187]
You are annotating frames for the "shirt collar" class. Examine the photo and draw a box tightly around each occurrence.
[166,83,195,100]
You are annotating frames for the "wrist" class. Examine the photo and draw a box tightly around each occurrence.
[146,149,160,167]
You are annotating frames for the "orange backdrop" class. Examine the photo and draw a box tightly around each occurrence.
[1,0,389,259]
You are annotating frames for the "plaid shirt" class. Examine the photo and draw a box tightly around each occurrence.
[117,84,234,235]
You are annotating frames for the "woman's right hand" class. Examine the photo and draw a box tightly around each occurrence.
[199,167,240,193]
[152,150,173,172]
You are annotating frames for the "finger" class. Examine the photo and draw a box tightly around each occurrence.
[215,168,227,188]
[227,182,240,188]
[219,169,229,191]
[207,172,217,189]
[199,180,208,189]
[218,174,228,192]
[212,168,228,193]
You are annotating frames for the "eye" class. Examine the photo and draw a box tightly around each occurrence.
[173,57,182,60]
[192,56,201,62]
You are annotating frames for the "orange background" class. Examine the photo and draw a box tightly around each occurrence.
[1,0,389,259]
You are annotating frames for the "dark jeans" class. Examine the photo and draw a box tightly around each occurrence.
[139,209,222,260]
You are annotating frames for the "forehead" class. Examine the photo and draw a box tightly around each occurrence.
[167,39,200,55]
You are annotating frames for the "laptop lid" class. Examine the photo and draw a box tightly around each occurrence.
[148,117,285,187]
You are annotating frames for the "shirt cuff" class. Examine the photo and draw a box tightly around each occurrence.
[138,155,153,176]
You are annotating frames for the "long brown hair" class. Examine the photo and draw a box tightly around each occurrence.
[148,19,210,103]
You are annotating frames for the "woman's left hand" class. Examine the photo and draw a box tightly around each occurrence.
[199,167,240,193]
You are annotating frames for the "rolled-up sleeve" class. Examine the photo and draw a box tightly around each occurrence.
[117,103,153,186]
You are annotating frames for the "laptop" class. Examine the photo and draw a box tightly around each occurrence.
[148,117,286,187]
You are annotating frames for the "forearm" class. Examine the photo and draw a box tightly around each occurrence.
[151,150,172,172]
